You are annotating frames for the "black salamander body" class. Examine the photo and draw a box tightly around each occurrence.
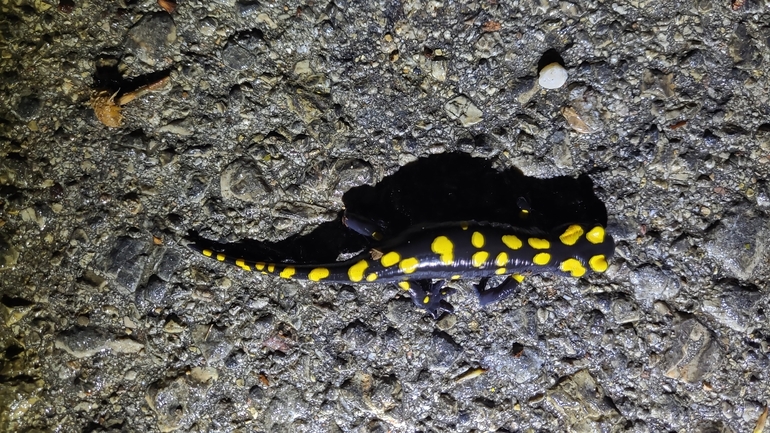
[189,221,614,318]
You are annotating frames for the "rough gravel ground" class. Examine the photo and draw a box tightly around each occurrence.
[2,0,770,432]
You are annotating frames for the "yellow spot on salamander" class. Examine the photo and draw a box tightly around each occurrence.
[267,264,275,273]
[559,225,584,246]
[348,260,369,282]
[495,252,508,267]
[280,266,296,279]
[528,238,550,249]
[560,258,586,277]
[589,254,608,272]
[472,251,489,268]
[308,267,330,281]
[586,226,606,244]
[381,251,401,267]
[240,265,252,271]
[366,273,378,282]
[398,281,411,290]
[512,274,525,283]
[451,275,461,280]
[533,252,551,265]
[495,267,506,275]
[472,232,485,248]
[502,235,523,250]
[399,257,419,274]
[255,262,265,271]
[431,236,454,265]
[202,249,213,257]
[235,259,246,267]
[216,254,226,261]
[423,295,430,304]
[460,221,469,230]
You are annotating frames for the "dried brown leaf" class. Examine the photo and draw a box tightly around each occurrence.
[158,0,176,13]
[754,405,768,433]
[90,90,122,128]
[117,76,171,105]
[561,106,592,134]
[482,20,501,32]
[258,373,270,386]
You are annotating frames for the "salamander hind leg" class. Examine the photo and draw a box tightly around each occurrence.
[473,275,523,307]
[401,280,455,319]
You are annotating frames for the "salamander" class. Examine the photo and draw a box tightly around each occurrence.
[188,217,615,318]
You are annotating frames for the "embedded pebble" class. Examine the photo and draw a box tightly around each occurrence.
[294,59,312,75]
[163,318,185,334]
[611,298,641,324]
[103,236,152,295]
[444,95,483,126]
[628,265,680,305]
[125,12,178,68]
[155,249,182,281]
[137,278,169,310]
[0,234,20,269]
[430,60,447,81]
[641,69,675,98]
[333,159,373,197]
[511,78,539,104]
[157,121,193,136]
[704,211,770,280]
[662,319,721,383]
[107,337,145,354]
[222,30,268,71]
[220,160,270,202]
[198,17,217,37]
[701,284,761,332]
[538,62,568,89]
[428,331,462,370]
[340,321,376,351]
[146,377,190,432]
[192,324,233,364]
[546,370,622,430]
[55,327,110,358]
[236,0,261,17]
[189,366,219,384]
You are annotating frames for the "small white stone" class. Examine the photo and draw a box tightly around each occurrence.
[538,62,568,89]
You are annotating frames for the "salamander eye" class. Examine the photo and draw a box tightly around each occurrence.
[516,197,532,219]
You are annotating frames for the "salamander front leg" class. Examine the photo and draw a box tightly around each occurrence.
[473,275,523,306]
[400,280,455,319]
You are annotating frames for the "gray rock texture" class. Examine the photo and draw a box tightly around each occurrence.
[2,0,770,432]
